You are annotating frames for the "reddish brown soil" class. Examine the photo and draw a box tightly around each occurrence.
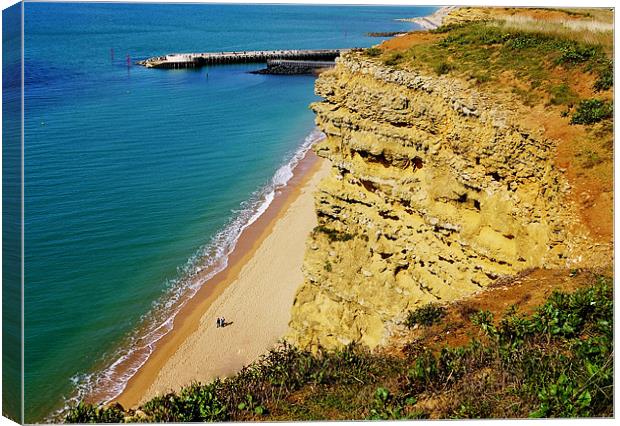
[387,267,610,356]
[380,32,440,51]
[518,77,613,244]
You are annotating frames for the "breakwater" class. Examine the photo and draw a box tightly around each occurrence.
[252,60,336,75]
[138,49,347,69]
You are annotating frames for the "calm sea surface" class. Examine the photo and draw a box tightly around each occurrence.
[23,3,434,421]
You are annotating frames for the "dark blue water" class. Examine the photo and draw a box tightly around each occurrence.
[3,3,24,423]
[23,3,434,421]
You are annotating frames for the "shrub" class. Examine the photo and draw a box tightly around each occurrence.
[402,278,613,419]
[141,383,228,422]
[64,402,125,423]
[593,59,613,91]
[548,83,578,106]
[556,43,598,65]
[470,310,498,337]
[434,61,452,75]
[431,22,470,34]
[472,72,491,84]
[570,99,613,124]
[505,33,543,49]
[384,52,404,66]
[364,47,382,57]
[405,303,446,328]
[439,23,507,47]
[367,387,421,420]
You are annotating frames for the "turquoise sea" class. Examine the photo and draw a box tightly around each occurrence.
[21,2,435,421]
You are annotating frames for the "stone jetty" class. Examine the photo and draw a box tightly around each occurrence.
[138,49,347,69]
[251,59,336,75]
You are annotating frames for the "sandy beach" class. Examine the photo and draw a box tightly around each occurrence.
[397,6,459,29]
[116,150,330,408]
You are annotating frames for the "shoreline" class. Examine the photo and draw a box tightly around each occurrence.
[397,6,459,29]
[63,4,455,416]
[114,147,329,408]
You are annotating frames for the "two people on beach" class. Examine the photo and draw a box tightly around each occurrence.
[216,317,226,328]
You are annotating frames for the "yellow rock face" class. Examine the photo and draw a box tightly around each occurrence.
[287,53,583,351]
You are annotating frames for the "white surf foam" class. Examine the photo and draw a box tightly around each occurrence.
[50,128,326,421]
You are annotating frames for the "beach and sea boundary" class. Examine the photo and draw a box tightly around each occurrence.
[49,128,329,417]
[36,3,615,420]
[115,147,330,407]
[51,6,454,417]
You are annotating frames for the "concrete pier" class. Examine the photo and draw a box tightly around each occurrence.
[138,49,347,69]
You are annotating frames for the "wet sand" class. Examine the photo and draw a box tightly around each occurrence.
[116,149,330,408]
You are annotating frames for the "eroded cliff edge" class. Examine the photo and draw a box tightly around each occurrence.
[288,52,600,350]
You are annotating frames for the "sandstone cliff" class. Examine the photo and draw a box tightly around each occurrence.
[287,52,596,350]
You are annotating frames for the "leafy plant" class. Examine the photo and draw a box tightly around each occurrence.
[64,403,125,424]
[141,382,228,422]
[367,387,420,420]
[593,59,613,91]
[530,374,592,418]
[556,44,598,65]
[237,394,266,415]
[570,99,613,124]
[405,303,446,328]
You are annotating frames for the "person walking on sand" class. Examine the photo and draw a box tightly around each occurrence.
[221,317,226,328]
[216,317,220,328]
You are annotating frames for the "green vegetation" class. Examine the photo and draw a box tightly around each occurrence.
[383,52,404,67]
[570,99,613,125]
[313,225,355,242]
[433,61,452,76]
[65,275,612,422]
[378,19,612,113]
[367,387,424,420]
[578,149,603,169]
[363,47,382,57]
[593,60,613,91]
[64,402,125,423]
[549,83,578,106]
[438,21,609,83]
[404,303,446,328]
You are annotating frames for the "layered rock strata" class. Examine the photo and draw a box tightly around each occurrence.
[288,53,582,350]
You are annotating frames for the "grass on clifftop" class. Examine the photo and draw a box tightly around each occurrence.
[368,11,613,120]
[64,273,613,422]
